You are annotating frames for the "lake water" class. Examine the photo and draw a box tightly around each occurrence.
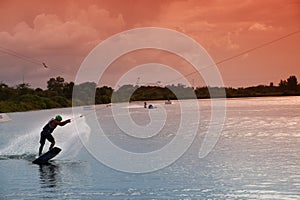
[0,97,299,199]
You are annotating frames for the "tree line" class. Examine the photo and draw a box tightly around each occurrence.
[0,76,113,112]
[0,75,299,113]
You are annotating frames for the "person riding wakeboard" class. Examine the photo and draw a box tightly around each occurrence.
[39,115,71,156]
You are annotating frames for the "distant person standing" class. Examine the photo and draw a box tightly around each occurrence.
[39,115,71,156]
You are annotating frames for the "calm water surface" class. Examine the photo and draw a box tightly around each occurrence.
[0,97,299,199]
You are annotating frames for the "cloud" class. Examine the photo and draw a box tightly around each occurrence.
[142,0,298,53]
[0,5,126,53]
[0,4,126,87]
[211,32,240,51]
[248,23,273,31]
[0,0,299,88]
[75,5,125,37]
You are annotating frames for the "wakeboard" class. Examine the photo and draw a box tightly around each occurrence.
[32,147,61,164]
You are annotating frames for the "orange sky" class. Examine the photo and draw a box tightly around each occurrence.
[0,0,299,88]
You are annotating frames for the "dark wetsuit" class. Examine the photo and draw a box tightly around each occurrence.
[40,119,57,145]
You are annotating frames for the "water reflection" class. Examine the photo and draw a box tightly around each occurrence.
[39,162,60,188]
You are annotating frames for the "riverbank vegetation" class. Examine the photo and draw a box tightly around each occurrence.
[0,75,299,113]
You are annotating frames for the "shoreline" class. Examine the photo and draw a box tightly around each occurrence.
[1,95,299,114]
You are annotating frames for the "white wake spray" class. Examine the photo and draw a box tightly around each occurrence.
[0,128,39,156]
[0,113,91,161]
[56,115,91,159]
